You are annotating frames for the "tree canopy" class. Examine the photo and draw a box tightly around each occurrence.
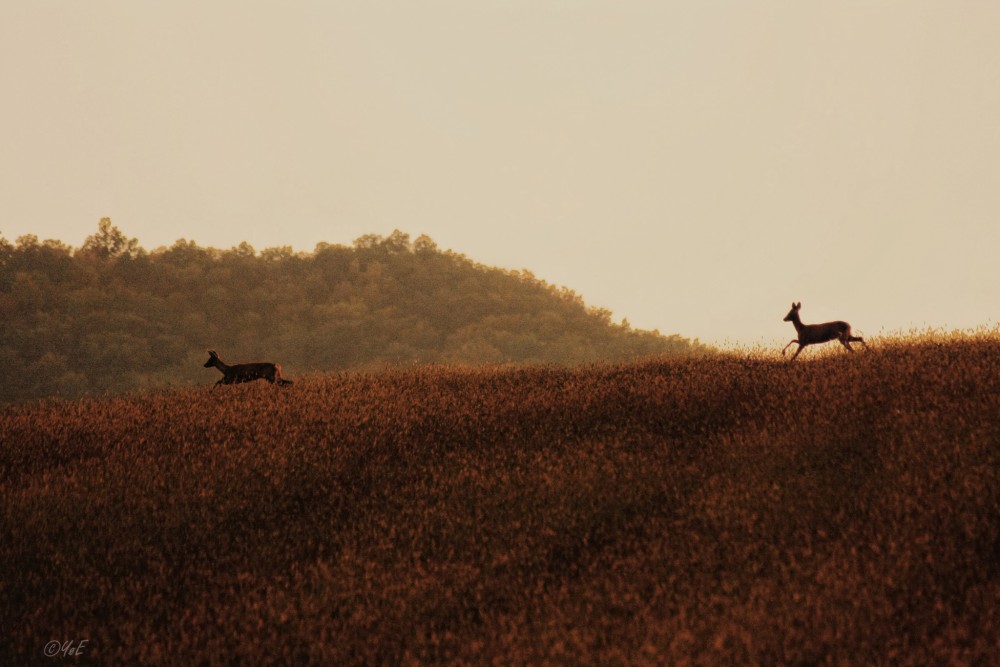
[0,220,703,402]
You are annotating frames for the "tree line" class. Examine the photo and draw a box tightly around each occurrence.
[0,219,703,402]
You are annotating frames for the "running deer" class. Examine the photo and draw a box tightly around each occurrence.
[203,350,293,387]
[782,302,868,360]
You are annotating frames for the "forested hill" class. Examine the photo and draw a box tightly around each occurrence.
[0,220,702,403]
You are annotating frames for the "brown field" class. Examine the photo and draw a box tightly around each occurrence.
[2,335,999,665]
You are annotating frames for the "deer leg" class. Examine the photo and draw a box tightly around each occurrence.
[790,343,805,360]
[782,339,799,356]
[849,335,868,350]
[840,336,855,352]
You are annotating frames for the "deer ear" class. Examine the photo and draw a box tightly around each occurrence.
[795,302,801,308]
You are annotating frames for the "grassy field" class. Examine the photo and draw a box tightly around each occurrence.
[2,335,998,665]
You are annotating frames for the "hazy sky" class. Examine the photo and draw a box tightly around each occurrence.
[3,1,999,347]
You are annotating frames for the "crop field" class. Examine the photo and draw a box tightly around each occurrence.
[2,335,999,665]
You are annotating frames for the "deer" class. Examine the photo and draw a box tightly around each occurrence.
[203,350,293,387]
[781,302,868,360]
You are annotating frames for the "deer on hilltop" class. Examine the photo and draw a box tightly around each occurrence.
[782,302,868,360]
[203,350,293,387]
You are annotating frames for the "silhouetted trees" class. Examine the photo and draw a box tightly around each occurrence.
[0,220,703,402]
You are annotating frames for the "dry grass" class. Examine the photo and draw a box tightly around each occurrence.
[2,334,998,665]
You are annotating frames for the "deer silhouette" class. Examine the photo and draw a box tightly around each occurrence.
[203,350,293,387]
[782,302,867,360]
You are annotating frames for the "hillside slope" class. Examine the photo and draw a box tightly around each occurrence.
[0,221,700,403]
[2,337,998,664]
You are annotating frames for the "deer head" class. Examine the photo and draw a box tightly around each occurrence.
[783,302,801,322]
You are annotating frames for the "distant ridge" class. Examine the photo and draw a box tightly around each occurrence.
[0,219,703,402]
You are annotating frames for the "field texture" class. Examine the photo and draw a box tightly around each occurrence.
[2,337,999,665]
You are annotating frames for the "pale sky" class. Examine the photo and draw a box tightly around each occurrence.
[2,1,999,347]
